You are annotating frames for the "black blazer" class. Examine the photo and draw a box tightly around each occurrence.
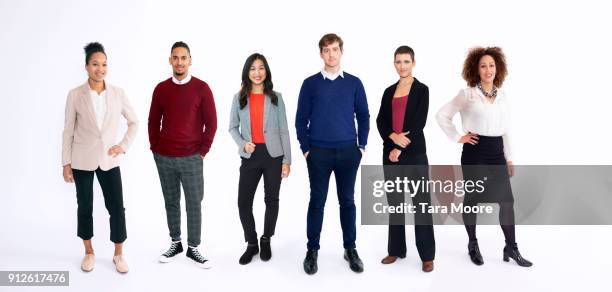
[376,77,429,155]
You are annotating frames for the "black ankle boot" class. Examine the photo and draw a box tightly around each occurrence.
[260,236,271,261]
[468,239,484,266]
[503,243,532,267]
[239,244,259,265]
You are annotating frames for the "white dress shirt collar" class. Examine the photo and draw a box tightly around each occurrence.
[321,67,344,81]
[172,73,192,85]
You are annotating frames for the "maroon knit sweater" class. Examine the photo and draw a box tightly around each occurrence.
[148,76,217,157]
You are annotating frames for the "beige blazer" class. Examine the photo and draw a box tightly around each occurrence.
[62,82,139,171]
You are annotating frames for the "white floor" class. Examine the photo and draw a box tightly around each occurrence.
[2,162,610,292]
[2,224,610,292]
[3,155,610,291]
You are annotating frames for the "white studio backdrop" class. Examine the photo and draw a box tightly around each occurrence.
[0,0,611,291]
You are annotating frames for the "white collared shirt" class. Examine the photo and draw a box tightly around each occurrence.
[172,73,192,85]
[436,87,513,161]
[89,88,107,130]
[321,68,344,81]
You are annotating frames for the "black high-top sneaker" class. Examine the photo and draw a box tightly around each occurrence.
[159,241,183,263]
[186,246,212,269]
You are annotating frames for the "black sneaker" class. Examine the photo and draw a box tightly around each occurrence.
[159,241,183,263]
[344,248,364,273]
[186,246,212,269]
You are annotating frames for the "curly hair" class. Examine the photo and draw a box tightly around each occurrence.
[462,46,508,88]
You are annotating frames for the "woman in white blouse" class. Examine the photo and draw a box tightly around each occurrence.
[62,42,138,273]
[436,47,532,267]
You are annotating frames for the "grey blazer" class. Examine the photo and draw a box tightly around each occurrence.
[228,91,292,164]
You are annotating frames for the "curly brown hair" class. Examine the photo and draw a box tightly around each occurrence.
[462,46,508,88]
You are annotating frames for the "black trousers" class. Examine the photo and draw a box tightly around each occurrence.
[238,144,283,244]
[383,151,435,261]
[72,167,127,243]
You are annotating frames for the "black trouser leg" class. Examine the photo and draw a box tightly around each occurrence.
[385,179,407,256]
[383,152,435,260]
[411,160,435,261]
[262,155,283,238]
[387,225,407,257]
[414,225,435,261]
[238,157,263,245]
[95,167,127,243]
[73,169,95,240]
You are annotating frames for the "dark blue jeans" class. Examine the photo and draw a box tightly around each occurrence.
[306,145,362,250]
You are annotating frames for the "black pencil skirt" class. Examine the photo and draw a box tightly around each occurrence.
[461,135,514,204]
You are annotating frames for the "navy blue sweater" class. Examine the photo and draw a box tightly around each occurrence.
[295,72,370,153]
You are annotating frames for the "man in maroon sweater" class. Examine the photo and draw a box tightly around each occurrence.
[148,41,217,269]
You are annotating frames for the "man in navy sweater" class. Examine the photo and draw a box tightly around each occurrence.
[295,33,370,275]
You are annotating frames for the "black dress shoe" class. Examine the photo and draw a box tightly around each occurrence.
[303,250,318,275]
[344,248,364,273]
[503,243,533,267]
[260,236,272,261]
[239,244,259,265]
[468,239,484,266]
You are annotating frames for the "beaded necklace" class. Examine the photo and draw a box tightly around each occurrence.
[477,82,497,99]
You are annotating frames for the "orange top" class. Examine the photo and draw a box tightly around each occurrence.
[249,93,265,144]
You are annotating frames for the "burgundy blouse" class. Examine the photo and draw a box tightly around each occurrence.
[392,95,408,133]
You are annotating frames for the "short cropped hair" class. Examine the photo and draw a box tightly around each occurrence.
[394,45,415,61]
[171,41,190,55]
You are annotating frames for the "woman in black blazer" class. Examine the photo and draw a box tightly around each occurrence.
[376,46,435,272]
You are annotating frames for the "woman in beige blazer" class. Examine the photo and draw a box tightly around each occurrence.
[61,42,138,273]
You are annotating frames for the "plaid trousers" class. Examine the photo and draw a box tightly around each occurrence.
[153,153,204,246]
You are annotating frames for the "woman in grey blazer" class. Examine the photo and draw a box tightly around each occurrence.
[229,53,291,265]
